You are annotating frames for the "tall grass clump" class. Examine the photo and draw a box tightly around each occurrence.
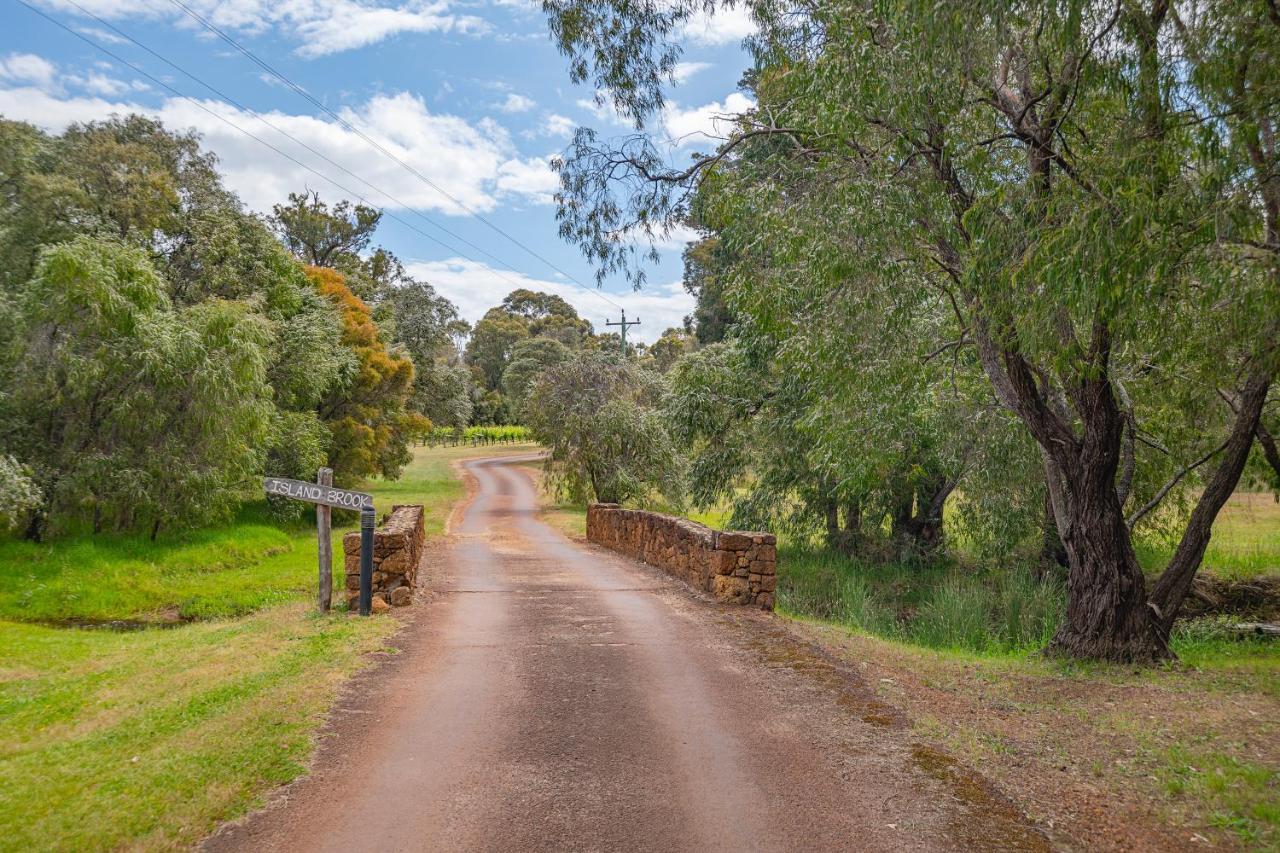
[910,577,993,651]
[778,543,1065,655]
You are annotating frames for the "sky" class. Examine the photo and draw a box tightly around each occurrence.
[0,0,756,342]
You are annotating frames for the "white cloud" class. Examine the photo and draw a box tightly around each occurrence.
[663,91,755,146]
[530,112,575,139]
[495,155,559,202]
[66,72,149,97]
[681,5,756,46]
[403,257,695,342]
[0,84,557,213]
[671,61,711,84]
[76,26,131,45]
[496,93,536,113]
[0,54,57,90]
[40,0,486,58]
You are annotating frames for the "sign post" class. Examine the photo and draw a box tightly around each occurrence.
[263,475,374,616]
[316,468,333,613]
[359,505,375,616]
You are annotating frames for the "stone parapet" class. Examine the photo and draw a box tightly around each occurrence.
[586,503,776,609]
[342,504,424,609]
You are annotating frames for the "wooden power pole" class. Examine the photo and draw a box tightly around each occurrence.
[606,310,641,356]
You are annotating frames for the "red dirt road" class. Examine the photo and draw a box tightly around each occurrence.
[205,456,1048,852]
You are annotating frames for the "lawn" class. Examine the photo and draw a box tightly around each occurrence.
[0,443,532,851]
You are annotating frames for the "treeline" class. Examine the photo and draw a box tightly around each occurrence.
[0,117,468,539]
[460,286,694,423]
[533,0,1280,662]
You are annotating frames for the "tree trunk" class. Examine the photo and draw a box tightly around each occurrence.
[1046,475,1167,661]
[824,500,839,544]
[1149,372,1272,634]
[1037,491,1068,578]
[891,474,950,559]
[1257,418,1280,486]
[828,499,863,557]
[986,335,1169,662]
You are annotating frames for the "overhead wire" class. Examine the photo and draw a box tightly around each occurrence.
[55,0,543,283]
[15,0,577,302]
[163,0,624,311]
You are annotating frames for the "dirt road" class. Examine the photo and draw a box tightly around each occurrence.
[206,456,1048,852]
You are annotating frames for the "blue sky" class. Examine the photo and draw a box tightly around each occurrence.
[0,0,755,340]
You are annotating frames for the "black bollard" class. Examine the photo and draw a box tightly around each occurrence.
[359,504,375,616]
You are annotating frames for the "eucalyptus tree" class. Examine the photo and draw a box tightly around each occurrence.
[544,0,1279,660]
[526,350,682,504]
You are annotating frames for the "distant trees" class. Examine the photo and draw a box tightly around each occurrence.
[526,350,681,504]
[463,288,603,423]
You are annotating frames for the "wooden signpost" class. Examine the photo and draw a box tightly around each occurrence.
[264,472,376,615]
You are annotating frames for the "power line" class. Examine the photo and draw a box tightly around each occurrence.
[163,0,624,311]
[14,0,566,301]
[56,0,540,283]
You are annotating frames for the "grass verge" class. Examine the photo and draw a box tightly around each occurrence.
[0,443,527,851]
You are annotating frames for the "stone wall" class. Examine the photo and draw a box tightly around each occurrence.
[586,503,776,609]
[342,504,425,609]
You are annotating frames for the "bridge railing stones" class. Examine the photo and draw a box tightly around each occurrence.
[342,504,425,609]
[586,503,776,609]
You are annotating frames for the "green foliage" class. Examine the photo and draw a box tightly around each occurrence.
[2,237,272,538]
[502,337,570,415]
[306,266,425,483]
[545,0,1280,658]
[270,190,380,269]
[526,350,681,504]
[777,546,1064,654]
[0,455,40,531]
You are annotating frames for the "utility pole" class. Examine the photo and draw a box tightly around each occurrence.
[606,310,640,356]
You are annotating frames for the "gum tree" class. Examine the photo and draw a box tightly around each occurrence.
[544,0,1279,661]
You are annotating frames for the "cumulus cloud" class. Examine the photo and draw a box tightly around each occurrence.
[0,53,57,90]
[680,4,756,45]
[495,155,560,202]
[403,257,695,342]
[39,0,486,58]
[0,82,560,213]
[527,112,575,139]
[65,72,150,97]
[663,91,755,146]
[497,93,536,113]
[671,61,711,84]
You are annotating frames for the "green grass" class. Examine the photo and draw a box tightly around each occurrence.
[0,606,389,851]
[0,443,530,851]
[776,546,1064,654]
[1136,492,1280,581]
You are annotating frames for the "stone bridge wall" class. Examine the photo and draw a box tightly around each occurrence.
[343,504,424,609]
[586,503,776,609]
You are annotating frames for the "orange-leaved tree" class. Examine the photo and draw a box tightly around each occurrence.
[306,266,427,483]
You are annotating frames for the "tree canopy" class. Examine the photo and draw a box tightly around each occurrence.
[544,0,1280,661]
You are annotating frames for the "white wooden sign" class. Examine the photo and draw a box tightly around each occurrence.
[263,477,372,510]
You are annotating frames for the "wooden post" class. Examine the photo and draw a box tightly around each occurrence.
[316,467,333,613]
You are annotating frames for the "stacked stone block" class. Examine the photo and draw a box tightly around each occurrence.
[342,504,424,609]
[586,503,777,609]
